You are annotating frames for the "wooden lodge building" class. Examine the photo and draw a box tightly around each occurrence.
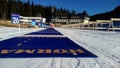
[51,11,90,24]
[81,18,120,31]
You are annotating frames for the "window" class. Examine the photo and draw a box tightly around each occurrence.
[113,21,120,28]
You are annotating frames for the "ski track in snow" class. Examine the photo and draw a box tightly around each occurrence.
[57,28,120,68]
[0,27,120,68]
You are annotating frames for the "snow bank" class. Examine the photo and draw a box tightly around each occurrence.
[0,27,44,41]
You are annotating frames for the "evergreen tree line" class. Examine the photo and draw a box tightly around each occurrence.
[1,0,119,22]
[0,0,72,22]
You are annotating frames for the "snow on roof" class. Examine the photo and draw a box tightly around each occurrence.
[111,18,120,21]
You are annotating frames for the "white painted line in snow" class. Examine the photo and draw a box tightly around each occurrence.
[19,35,66,38]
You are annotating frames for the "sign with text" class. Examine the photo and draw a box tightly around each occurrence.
[11,14,20,24]
[0,28,97,58]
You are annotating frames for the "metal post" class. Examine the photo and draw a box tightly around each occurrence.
[18,24,21,36]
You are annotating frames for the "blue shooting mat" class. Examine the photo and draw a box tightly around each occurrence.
[26,28,63,35]
[0,28,97,58]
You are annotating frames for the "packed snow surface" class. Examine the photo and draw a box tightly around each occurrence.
[0,27,120,68]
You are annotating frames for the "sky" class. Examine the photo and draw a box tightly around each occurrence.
[22,0,120,16]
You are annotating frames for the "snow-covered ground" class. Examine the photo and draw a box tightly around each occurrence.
[0,27,120,68]
[0,26,44,41]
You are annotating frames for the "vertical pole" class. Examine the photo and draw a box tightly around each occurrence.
[19,24,21,36]
[95,22,98,30]
[108,22,110,31]
[112,21,114,32]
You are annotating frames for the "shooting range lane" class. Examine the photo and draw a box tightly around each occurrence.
[26,28,63,35]
[0,28,97,58]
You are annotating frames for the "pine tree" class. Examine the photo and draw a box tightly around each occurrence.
[1,0,7,20]
[0,0,2,18]
[31,0,34,16]
[17,0,21,14]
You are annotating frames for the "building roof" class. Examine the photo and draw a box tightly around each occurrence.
[82,11,89,17]
[53,11,90,19]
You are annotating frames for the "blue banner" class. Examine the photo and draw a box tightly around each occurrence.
[31,19,36,26]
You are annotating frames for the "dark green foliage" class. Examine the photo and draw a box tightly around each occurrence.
[0,0,7,20]
[0,0,89,22]
[0,0,70,22]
